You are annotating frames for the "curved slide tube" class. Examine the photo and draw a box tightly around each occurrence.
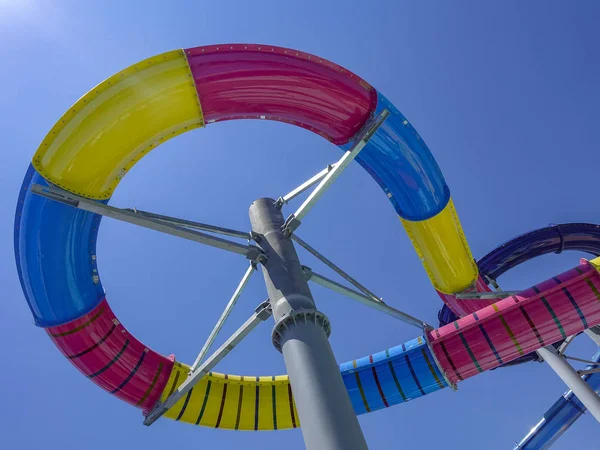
[15,44,600,431]
[479,223,600,282]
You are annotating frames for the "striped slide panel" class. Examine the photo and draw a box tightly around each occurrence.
[430,260,600,384]
[46,299,173,411]
[339,336,447,415]
[156,336,448,429]
[158,363,297,431]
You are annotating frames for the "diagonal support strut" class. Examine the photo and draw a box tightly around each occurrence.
[282,109,389,235]
[143,300,272,426]
[292,234,383,304]
[190,263,256,372]
[303,267,429,330]
[455,291,522,300]
[128,208,251,240]
[32,184,264,262]
[274,163,339,209]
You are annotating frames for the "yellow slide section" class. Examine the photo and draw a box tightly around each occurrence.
[161,362,299,430]
[401,199,478,294]
[587,257,600,273]
[32,49,203,200]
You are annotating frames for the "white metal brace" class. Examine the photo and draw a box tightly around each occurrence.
[303,266,429,330]
[32,184,263,261]
[282,109,390,235]
[190,263,256,372]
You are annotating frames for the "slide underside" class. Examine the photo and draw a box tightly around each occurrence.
[15,44,600,431]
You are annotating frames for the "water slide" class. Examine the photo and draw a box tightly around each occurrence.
[15,44,600,433]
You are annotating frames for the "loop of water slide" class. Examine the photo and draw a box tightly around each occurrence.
[15,44,600,430]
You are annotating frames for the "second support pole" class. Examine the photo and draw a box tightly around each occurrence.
[538,346,600,423]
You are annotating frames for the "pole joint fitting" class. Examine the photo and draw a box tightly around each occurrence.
[271,309,331,352]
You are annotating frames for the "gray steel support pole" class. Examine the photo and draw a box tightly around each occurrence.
[249,198,368,450]
[537,346,600,423]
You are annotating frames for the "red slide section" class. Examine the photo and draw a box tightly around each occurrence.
[431,260,600,383]
[185,44,377,145]
[46,299,173,412]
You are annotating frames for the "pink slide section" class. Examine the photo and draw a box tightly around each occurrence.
[185,44,377,145]
[46,299,174,411]
[430,260,600,383]
[437,275,497,317]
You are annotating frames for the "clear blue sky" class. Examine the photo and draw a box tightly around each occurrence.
[2,1,600,449]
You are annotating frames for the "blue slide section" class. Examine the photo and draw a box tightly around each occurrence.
[514,349,600,450]
[14,165,105,327]
[478,223,600,282]
[348,91,450,221]
[340,336,447,415]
